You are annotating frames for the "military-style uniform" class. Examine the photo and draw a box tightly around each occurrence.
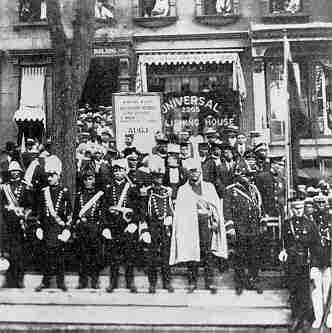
[282,214,319,325]
[73,187,104,288]
[0,176,33,287]
[310,204,332,328]
[102,178,139,292]
[223,180,263,292]
[255,170,285,217]
[36,185,72,290]
[141,184,174,292]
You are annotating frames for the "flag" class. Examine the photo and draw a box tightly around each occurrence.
[284,34,308,190]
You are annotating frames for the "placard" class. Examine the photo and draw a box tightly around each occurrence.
[113,93,162,154]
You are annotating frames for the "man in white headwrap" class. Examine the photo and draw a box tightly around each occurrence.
[169,158,228,293]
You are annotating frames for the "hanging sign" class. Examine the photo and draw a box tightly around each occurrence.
[112,93,162,153]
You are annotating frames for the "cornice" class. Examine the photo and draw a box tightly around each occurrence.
[133,30,249,42]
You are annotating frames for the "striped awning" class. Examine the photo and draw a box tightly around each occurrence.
[136,51,247,104]
[14,66,46,125]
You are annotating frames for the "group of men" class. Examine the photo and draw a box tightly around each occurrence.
[0,118,332,331]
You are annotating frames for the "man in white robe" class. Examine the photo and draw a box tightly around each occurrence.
[169,158,228,293]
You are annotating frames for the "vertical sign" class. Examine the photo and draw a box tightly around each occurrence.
[113,93,162,153]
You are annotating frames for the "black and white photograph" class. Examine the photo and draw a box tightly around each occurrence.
[0,0,331,332]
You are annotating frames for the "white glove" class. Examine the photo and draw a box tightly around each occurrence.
[36,228,44,240]
[164,216,172,226]
[58,229,71,242]
[125,223,137,234]
[278,249,288,263]
[141,232,151,244]
[102,228,112,240]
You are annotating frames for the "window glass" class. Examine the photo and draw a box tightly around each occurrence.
[205,0,234,15]
[147,63,240,136]
[140,0,170,17]
[267,60,311,142]
[18,0,47,22]
[270,0,302,14]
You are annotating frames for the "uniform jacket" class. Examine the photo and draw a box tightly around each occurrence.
[282,215,319,266]
[255,170,286,217]
[101,180,140,238]
[311,210,332,268]
[215,159,235,198]
[0,180,33,251]
[37,185,72,248]
[73,187,104,242]
[223,182,262,236]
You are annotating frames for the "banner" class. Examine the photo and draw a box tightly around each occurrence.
[112,93,162,153]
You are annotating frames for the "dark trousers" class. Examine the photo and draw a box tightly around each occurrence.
[41,246,65,287]
[106,232,137,288]
[78,239,102,284]
[234,235,261,287]
[146,225,171,287]
[187,215,214,286]
[6,237,26,287]
[287,264,311,321]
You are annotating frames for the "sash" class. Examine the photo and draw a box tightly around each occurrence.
[44,186,58,218]
[117,182,130,209]
[24,159,39,186]
[3,184,19,208]
[79,191,104,218]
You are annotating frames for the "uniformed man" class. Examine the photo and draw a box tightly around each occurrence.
[0,161,33,288]
[255,155,286,219]
[140,161,174,293]
[223,170,263,295]
[278,199,319,332]
[253,143,269,172]
[73,166,104,289]
[102,159,139,293]
[311,195,332,328]
[35,156,72,292]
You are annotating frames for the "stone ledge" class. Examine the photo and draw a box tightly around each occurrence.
[133,16,177,28]
[195,14,240,26]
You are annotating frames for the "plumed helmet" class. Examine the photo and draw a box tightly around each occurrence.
[8,161,23,172]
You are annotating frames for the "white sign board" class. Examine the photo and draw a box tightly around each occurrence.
[113,93,162,153]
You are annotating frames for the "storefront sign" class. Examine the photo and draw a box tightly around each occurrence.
[93,47,128,57]
[161,91,240,134]
[113,93,162,153]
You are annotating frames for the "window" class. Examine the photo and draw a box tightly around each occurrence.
[314,64,332,136]
[204,0,235,15]
[95,0,114,23]
[133,0,177,27]
[18,0,47,22]
[269,0,302,14]
[195,0,240,25]
[140,0,170,17]
[266,60,311,142]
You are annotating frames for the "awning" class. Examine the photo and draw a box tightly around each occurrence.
[135,52,247,105]
[14,66,46,125]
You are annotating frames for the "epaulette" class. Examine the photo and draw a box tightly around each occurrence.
[226,184,236,191]
[41,186,48,192]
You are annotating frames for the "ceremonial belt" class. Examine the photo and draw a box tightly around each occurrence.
[78,191,104,218]
[24,159,39,186]
[3,184,19,208]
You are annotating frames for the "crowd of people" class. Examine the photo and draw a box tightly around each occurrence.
[0,109,332,331]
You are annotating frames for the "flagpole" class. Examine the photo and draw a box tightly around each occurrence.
[283,31,292,212]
